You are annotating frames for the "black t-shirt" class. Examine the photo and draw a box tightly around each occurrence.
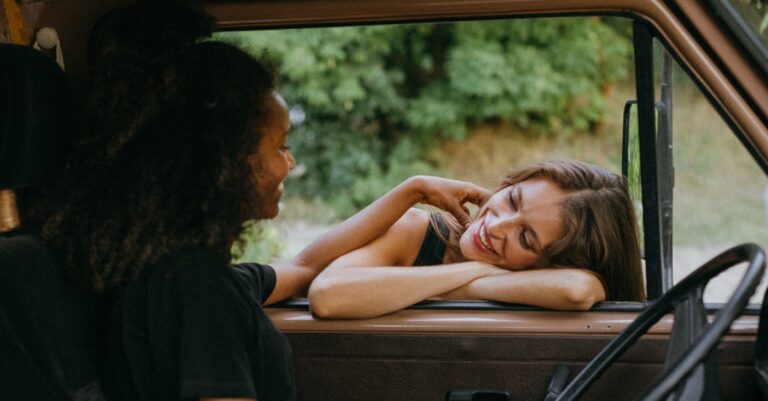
[104,248,295,401]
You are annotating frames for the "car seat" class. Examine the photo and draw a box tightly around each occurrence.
[0,43,105,401]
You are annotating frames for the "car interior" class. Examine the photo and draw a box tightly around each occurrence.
[1,1,768,400]
[0,43,102,399]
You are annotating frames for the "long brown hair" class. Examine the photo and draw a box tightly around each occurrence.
[435,160,646,302]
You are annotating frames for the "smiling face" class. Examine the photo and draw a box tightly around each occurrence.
[250,93,295,219]
[459,178,567,270]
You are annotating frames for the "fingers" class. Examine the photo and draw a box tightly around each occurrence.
[461,204,470,215]
[417,178,491,228]
[446,202,472,228]
[466,185,492,205]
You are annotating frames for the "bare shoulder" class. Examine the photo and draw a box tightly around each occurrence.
[376,208,432,266]
[325,207,433,268]
[394,208,432,238]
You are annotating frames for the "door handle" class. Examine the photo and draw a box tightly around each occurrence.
[445,389,511,401]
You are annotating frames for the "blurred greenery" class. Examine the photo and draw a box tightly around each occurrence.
[217,17,632,217]
[624,103,644,250]
[231,220,284,263]
[222,15,768,293]
[221,15,768,303]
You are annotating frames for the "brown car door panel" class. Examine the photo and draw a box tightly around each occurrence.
[268,306,761,401]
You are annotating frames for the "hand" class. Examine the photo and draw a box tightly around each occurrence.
[407,176,492,228]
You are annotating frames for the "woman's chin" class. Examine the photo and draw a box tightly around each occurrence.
[458,240,488,264]
[259,190,284,219]
[258,201,280,219]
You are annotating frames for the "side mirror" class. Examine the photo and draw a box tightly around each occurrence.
[622,99,671,260]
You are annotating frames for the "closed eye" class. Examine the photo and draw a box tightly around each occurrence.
[508,186,519,211]
[519,229,531,251]
[513,186,541,254]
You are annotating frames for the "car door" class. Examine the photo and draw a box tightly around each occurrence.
[206,1,768,400]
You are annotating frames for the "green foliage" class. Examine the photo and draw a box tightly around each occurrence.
[624,103,644,250]
[217,17,632,216]
[231,220,284,263]
[334,139,442,215]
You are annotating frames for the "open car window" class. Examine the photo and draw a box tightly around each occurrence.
[219,14,767,307]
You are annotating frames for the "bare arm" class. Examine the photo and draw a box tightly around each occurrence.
[308,209,506,318]
[440,268,606,310]
[264,176,491,305]
[310,261,502,319]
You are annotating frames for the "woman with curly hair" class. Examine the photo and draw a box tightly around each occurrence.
[309,160,646,319]
[37,5,492,401]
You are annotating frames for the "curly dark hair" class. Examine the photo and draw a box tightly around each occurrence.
[42,8,277,292]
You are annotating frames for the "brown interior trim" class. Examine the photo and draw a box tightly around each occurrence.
[205,0,618,29]
[286,331,760,400]
[266,307,760,337]
[673,1,768,125]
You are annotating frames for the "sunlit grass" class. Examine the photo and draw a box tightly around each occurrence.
[670,87,768,247]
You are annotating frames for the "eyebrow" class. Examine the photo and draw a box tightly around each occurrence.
[516,186,542,254]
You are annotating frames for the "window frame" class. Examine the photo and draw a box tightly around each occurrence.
[207,0,768,309]
[705,0,768,77]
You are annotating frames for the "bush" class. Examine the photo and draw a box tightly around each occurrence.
[217,17,632,216]
[231,220,284,263]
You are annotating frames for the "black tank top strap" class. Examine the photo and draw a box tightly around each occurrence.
[412,212,450,266]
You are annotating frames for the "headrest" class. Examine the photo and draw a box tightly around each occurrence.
[0,43,71,189]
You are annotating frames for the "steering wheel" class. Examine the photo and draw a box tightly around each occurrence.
[553,243,766,401]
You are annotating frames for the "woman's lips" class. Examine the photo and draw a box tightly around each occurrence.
[473,221,496,255]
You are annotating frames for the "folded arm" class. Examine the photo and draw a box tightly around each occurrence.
[439,268,607,310]
[265,176,491,305]
[309,261,501,319]
[307,209,504,318]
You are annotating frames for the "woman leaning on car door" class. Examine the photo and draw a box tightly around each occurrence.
[32,4,491,401]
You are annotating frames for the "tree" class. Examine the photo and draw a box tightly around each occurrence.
[218,17,632,215]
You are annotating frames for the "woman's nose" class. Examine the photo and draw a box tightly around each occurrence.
[487,212,517,237]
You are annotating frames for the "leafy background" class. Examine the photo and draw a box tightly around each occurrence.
[219,17,631,218]
[220,16,768,304]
